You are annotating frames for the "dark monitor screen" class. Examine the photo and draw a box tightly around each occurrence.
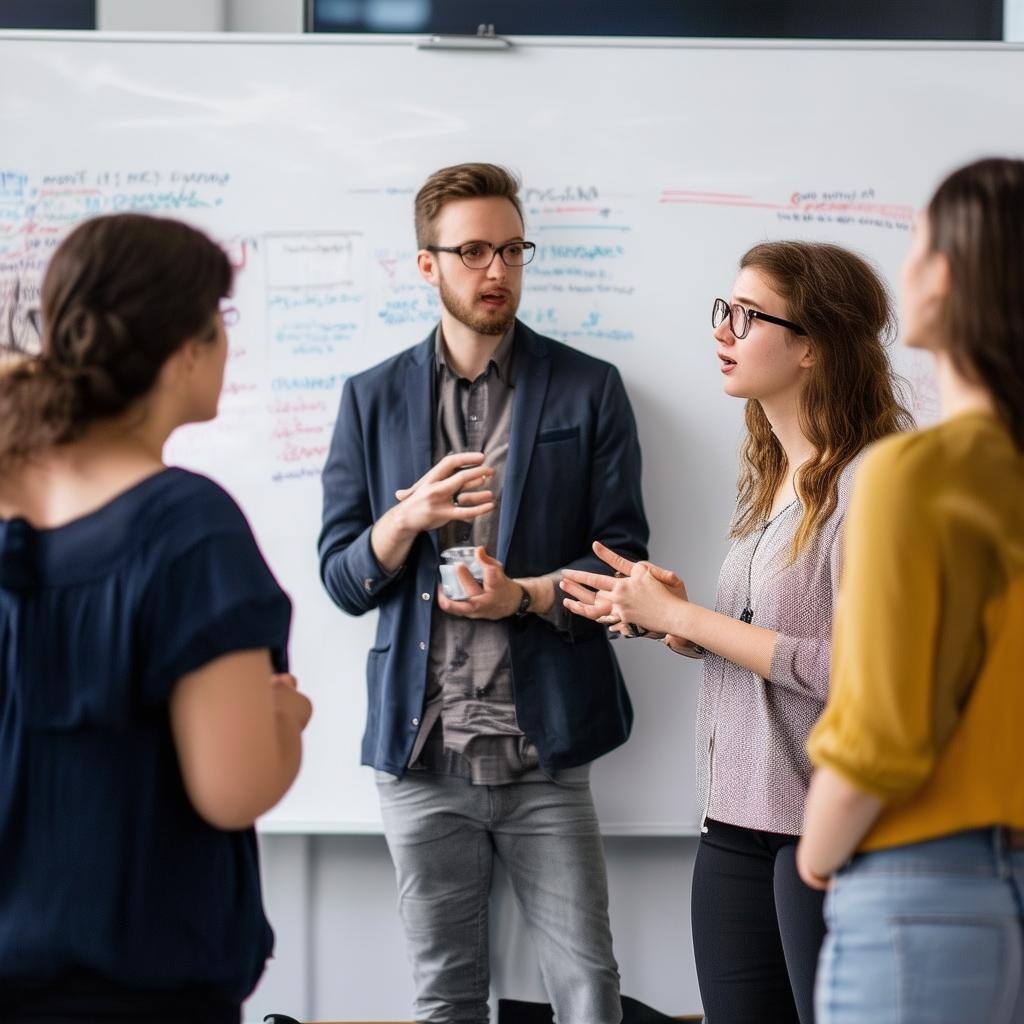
[306,0,1003,41]
[0,0,95,29]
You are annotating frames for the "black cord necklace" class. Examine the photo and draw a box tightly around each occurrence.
[739,499,798,624]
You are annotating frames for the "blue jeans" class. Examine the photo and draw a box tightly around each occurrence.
[817,828,1024,1024]
[376,771,621,1024]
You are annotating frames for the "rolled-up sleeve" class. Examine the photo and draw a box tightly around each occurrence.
[807,440,944,801]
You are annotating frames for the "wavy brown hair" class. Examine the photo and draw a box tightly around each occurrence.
[927,157,1024,450]
[732,241,914,557]
[0,213,231,473]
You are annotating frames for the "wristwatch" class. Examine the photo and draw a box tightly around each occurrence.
[514,583,532,618]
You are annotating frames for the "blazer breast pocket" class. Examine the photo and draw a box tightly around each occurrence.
[536,425,580,445]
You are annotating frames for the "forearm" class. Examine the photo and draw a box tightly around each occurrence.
[801,766,884,878]
[669,600,777,678]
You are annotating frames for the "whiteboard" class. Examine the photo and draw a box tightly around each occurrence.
[1,32,1020,834]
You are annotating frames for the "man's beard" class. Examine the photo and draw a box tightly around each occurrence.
[438,274,518,336]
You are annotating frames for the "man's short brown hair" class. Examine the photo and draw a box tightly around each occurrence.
[414,163,524,249]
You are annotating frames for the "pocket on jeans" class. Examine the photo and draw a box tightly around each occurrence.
[891,916,1017,1024]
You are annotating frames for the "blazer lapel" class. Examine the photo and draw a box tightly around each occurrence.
[406,333,438,554]
[497,323,551,564]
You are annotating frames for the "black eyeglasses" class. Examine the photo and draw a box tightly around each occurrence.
[426,240,536,269]
[712,297,806,339]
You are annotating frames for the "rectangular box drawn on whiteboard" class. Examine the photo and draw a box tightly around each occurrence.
[264,231,365,289]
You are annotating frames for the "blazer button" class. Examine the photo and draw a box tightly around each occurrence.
[363,578,374,591]
[421,592,431,601]
[412,717,420,727]
[419,641,427,651]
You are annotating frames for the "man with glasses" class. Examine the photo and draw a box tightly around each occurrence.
[319,163,648,1024]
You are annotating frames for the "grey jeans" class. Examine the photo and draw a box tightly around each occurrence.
[376,770,622,1024]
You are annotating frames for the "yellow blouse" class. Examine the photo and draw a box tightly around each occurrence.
[808,411,1024,851]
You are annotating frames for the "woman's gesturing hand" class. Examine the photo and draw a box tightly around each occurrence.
[560,541,702,656]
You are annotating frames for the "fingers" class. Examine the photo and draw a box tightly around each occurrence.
[447,501,496,522]
[561,567,616,592]
[427,451,486,485]
[592,540,635,575]
[648,564,683,588]
[396,452,489,500]
[454,563,484,597]
[440,464,496,498]
[559,577,600,606]
[475,547,501,568]
[561,595,613,622]
[664,635,704,659]
[437,585,478,618]
[450,489,493,508]
[592,541,684,590]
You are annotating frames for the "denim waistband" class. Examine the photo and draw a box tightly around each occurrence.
[846,827,1024,879]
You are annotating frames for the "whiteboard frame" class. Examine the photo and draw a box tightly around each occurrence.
[0,29,1023,51]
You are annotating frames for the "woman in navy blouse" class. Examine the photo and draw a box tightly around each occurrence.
[0,213,312,1023]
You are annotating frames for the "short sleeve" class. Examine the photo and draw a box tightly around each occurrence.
[807,437,943,801]
[137,511,292,704]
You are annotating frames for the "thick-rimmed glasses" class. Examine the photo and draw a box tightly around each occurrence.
[712,297,805,339]
[426,240,536,269]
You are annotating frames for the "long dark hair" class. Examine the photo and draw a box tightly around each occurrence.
[733,241,914,557]
[927,157,1024,450]
[0,213,232,471]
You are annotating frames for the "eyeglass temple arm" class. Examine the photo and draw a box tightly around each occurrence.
[750,310,806,335]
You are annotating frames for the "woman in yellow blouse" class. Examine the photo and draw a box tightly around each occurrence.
[797,157,1024,1024]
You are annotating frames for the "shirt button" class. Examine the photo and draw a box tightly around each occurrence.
[475,687,485,698]
[419,641,427,651]
[363,578,374,591]
[412,717,420,727]
[421,592,431,601]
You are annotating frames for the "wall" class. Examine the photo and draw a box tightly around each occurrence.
[250,834,701,1021]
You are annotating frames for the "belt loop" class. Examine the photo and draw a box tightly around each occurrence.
[994,826,1010,879]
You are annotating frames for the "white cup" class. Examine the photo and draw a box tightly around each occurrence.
[439,546,484,600]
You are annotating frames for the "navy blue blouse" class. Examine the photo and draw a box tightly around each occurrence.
[0,468,291,1008]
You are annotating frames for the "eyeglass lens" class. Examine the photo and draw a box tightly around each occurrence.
[459,242,534,269]
[712,298,748,339]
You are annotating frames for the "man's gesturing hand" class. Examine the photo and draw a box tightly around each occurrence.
[371,453,496,574]
[393,452,496,535]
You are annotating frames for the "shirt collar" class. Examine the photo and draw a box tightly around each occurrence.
[434,322,516,385]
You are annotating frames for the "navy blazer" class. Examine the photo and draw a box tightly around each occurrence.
[318,320,649,775]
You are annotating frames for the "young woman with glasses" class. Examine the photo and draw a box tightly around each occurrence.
[0,213,311,1023]
[798,159,1024,1023]
[560,240,912,1024]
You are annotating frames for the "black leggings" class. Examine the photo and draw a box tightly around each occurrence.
[691,818,826,1024]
